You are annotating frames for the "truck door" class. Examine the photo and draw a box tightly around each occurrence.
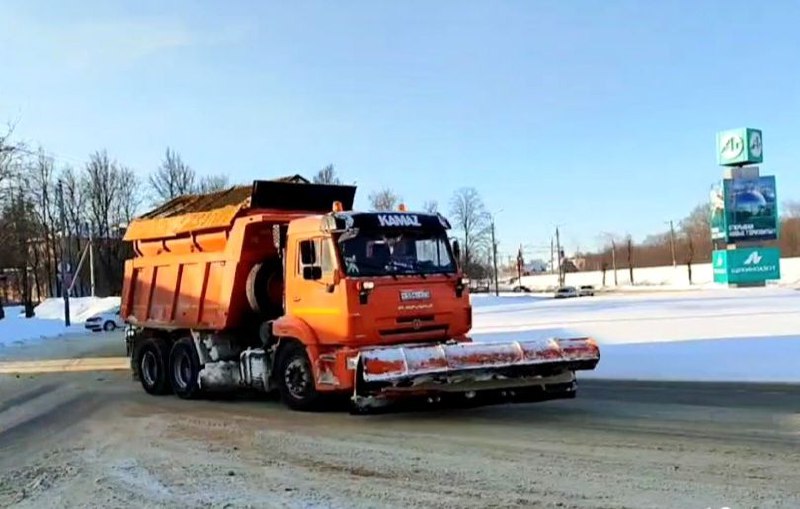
[290,236,342,341]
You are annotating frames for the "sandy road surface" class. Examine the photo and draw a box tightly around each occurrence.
[1,362,798,509]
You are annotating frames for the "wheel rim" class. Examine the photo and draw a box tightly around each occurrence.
[173,350,193,390]
[105,322,114,331]
[141,351,158,387]
[284,357,310,399]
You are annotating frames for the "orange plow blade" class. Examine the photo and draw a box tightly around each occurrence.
[352,338,600,411]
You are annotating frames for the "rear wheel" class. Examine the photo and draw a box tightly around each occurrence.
[275,342,321,411]
[133,337,172,395]
[169,337,202,399]
[103,320,116,332]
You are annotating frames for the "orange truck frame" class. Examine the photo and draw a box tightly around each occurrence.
[121,178,600,412]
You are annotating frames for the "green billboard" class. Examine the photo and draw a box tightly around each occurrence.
[716,128,763,166]
[710,176,777,242]
[712,247,781,284]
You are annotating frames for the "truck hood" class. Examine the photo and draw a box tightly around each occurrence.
[348,275,471,345]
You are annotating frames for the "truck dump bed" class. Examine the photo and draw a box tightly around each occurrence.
[121,177,356,331]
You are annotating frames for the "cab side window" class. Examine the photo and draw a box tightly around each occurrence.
[298,238,335,276]
[319,239,334,274]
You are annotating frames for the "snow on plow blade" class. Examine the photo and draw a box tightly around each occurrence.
[357,337,600,395]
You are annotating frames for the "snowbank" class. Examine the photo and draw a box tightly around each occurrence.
[0,297,121,348]
[470,289,800,383]
[33,296,121,323]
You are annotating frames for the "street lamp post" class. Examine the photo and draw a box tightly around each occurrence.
[665,220,677,268]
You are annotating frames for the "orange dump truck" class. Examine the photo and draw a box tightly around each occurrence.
[121,178,600,412]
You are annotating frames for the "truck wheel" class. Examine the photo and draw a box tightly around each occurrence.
[133,337,172,395]
[275,342,321,411]
[169,338,202,399]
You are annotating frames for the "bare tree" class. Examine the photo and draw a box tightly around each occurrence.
[116,166,143,226]
[83,150,127,295]
[197,174,229,194]
[784,200,800,219]
[423,200,438,213]
[2,182,37,315]
[369,188,401,211]
[684,233,694,285]
[149,147,196,203]
[449,187,490,274]
[625,234,634,285]
[60,165,88,296]
[312,164,341,185]
[27,149,59,298]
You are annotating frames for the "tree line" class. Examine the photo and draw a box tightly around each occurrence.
[0,124,230,316]
[579,201,800,285]
[0,127,497,317]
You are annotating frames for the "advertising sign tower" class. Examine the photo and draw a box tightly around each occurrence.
[711,128,780,286]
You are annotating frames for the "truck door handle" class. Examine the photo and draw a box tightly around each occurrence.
[292,297,301,302]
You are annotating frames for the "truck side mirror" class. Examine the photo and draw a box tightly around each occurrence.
[300,240,316,265]
[451,239,461,263]
[303,266,322,281]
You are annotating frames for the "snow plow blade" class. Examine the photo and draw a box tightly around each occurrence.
[352,338,600,411]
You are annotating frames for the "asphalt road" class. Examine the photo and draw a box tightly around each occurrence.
[1,362,798,508]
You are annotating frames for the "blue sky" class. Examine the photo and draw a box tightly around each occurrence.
[2,1,799,261]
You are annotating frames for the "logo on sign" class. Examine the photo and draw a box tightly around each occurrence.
[720,134,744,160]
[377,214,421,227]
[400,289,430,301]
[744,251,762,265]
[749,131,762,158]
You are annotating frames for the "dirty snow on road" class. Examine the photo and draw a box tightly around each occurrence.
[470,288,800,383]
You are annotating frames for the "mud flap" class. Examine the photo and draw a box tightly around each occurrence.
[351,338,599,412]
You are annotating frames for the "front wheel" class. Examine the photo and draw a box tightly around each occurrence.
[275,342,321,411]
[103,320,117,332]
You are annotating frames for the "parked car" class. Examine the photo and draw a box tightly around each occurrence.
[578,285,595,297]
[497,278,531,293]
[85,306,124,332]
[554,286,579,299]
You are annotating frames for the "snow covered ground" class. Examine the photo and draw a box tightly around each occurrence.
[0,297,120,348]
[1,291,798,383]
[471,289,800,383]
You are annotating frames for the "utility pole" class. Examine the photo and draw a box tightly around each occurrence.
[668,220,676,268]
[550,237,555,275]
[491,219,499,296]
[516,244,523,284]
[88,226,95,297]
[56,180,71,327]
[555,227,564,287]
[611,239,618,286]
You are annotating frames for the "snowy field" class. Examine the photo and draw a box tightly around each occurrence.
[471,288,800,383]
[0,297,120,348]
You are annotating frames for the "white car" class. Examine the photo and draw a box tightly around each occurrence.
[554,286,578,299]
[85,306,124,332]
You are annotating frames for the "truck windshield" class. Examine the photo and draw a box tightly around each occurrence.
[338,230,455,277]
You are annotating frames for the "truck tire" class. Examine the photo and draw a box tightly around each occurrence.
[169,337,202,399]
[246,261,284,319]
[133,337,172,396]
[275,342,321,411]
